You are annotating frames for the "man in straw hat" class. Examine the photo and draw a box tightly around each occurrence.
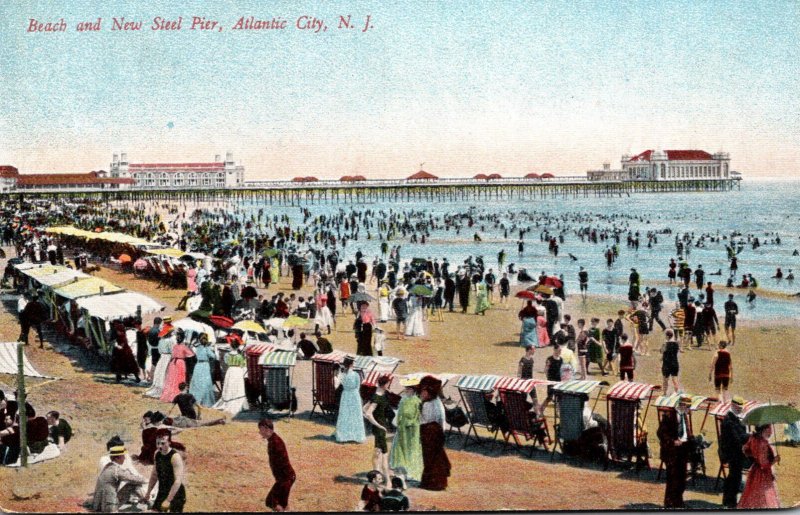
[657,393,693,508]
[720,396,749,508]
[92,443,148,512]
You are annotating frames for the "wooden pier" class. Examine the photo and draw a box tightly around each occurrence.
[6,177,741,206]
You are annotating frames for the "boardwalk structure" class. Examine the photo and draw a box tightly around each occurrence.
[2,174,741,205]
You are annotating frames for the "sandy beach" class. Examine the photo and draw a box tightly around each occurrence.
[1,257,798,512]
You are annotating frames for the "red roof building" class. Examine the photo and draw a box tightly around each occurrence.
[621,149,730,181]
[486,173,502,180]
[109,152,244,189]
[473,173,488,180]
[540,173,554,179]
[14,171,134,191]
[407,170,438,181]
[524,172,541,179]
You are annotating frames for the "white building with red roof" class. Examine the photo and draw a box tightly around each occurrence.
[622,149,731,180]
[588,150,732,181]
[109,152,244,189]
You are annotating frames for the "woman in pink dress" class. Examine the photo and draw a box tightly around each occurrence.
[738,424,781,509]
[186,266,198,294]
[160,329,196,403]
[535,302,550,347]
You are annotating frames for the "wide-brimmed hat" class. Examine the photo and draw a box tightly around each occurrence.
[419,375,442,397]
[678,394,693,404]
[732,396,746,406]
[400,376,421,387]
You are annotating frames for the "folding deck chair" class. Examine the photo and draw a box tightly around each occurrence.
[259,349,298,417]
[607,381,659,471]
[244,343,275,405]
[497,377,552,457]
[455,375,504,450]
[655,393,713,483]
[710,399,762,489]
[551,380,606,462]
[310,350,349,419]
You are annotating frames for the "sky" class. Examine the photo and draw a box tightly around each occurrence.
[1,0,798,179]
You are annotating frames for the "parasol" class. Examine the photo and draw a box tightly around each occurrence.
[529,284,554,295]
[349,292,375,304]
[264,317,285,329]
[263,248,281,258]
[743,405,800,427]
[282,315,310,329]
[409,285,434,297]
[515,290,536,300]
[208,315,235,329]
[172,318,215,342]
[232,320,268,334]
[542,276,563,288]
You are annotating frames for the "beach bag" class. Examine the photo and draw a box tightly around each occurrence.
[445,406,468,428]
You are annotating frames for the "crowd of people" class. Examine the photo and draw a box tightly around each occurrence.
[2,196,797,511]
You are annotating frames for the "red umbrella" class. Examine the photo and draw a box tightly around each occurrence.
[515,290,537,300]
[208,315,235,328]
[542,276,563,288]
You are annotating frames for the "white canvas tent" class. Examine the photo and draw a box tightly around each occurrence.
[0,342,53,379]
[75,291,164,321]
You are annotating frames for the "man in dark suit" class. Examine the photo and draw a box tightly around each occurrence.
[720,396,749,508]
[444,274,456,312]
[658,395,693,509]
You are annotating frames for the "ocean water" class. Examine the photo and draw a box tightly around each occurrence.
[230,180,800,320]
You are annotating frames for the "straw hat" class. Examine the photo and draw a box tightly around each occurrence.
[400,376,421,387]
[108,445,126,457]
[732,396,746,406]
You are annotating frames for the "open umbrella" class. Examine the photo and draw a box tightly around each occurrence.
[542,276,563,288]
[409,284,434,297]
[263,248,281,258]
[232,320,268,334]
[283,315,310,329]
[172,318,215,342]
[529,284,554,295]
[349,292,375,304]
[743,405,800,427]
[208,315,235,329]
[515,290,536,300]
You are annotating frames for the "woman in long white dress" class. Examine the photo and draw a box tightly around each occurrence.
[314,288,335,334]
[405,294,426,337]
[212,342,249,416]
[378,282,391,322]
[145,326,175,398]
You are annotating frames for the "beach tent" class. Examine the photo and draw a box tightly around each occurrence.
[51,277,123,299]
[0,342,53,379]
[75,291,164,321]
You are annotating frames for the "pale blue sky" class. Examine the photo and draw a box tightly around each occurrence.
[1,0,798,178]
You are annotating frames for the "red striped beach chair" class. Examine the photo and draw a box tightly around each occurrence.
[710,399,762,489]
[607,381,659,471]
[496,376,553,457]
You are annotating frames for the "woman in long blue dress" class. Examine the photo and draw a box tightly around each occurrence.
[334,356,366,443]
[189,334,217,407]
[518,300,540,347]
